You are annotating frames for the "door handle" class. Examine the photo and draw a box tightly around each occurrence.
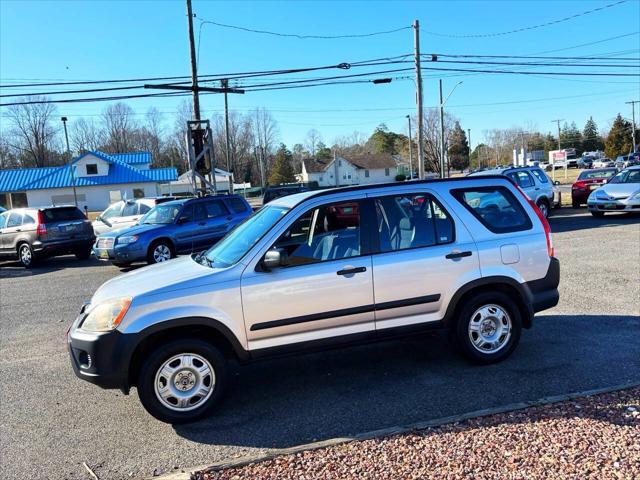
[337,266,367,276]
[445,251,472,260]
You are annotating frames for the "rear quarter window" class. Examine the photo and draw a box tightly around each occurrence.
[451,186,532,234]
[530,169,549,184]
[42,207,85,222]
[228,197,249,213]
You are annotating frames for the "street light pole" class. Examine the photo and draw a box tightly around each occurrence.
[406,115,413,180]
[438,80,463,178]
[413,20,424,180]
[61,116,78,207]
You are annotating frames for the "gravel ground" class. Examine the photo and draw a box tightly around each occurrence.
[197,387,640,480]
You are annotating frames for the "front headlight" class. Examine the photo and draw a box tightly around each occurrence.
[81,297,132,332]
[117,235,138,245]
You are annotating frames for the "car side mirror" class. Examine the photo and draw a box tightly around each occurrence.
[262,248,287,270]
[177,216,190,224]
[553,181,560,186]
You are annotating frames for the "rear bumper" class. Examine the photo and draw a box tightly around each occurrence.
[525,257,560,314]
[33,237,95,256]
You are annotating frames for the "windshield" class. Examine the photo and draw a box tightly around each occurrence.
[609,169,640,184]
[139,203,183,224]
[202,205,289,268]
[578,169,616,180]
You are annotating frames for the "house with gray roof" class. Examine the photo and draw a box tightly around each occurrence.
[296,153,407,187]
[0,151,177,211]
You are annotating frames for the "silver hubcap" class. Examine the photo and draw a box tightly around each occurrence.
[538,202,548,217]
[154,353,215,412]
[153,244,171,262]
[468,304,512,354]
[20,246,31,265]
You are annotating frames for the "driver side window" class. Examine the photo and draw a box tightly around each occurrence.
[271,201,362,266]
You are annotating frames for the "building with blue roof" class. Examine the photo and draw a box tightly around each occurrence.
[0,150,178,211]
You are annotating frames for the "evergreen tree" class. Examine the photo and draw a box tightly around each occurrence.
[469,143,488,169]
[447,121,470,170]
[268,143,295,185]
[604,114,633,159]
[559,121,583,154]
[543,133,558,156]
[581,117,604,153]
[315,141,332,159]
[367,123,406,154]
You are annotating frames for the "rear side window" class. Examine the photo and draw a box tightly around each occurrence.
[451,187,532,234]
[203,200,229,218]
[22,214,36,225]
[7,212,22,227]
[530,169,549,184]
[138,203,151,214]
[121,202,138,216]
[374,193,454,252]
[0,212,8,229]
[507,171,534,188]
[42,207,85,222]
[228,197,248,213]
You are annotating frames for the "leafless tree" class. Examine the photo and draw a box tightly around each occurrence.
[5,96,59,167]
[102,102,137,153]
[212,111,256,182]
[250,108,279,175]
[305,129,322,157]
[419,109,455,173]
[71,118,104,154]
[0,134,19,169]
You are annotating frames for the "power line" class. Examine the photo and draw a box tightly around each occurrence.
[196,19,411,39]
[427,59,640,68]
[419,66,639,77]
[431,53,640,61]
[421,0,629,38]
[532,31,640,54]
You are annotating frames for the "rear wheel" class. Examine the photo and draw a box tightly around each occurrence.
[572,200,581,209]
[591,211,605,218]
[454,292,522,364]
[536,198,550,218]
[17,243,36,268]
[137,338,227,423]
[147,240,174,264]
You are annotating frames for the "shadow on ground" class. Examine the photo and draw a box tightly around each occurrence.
[173,314,640,449]
[0,255,115,278]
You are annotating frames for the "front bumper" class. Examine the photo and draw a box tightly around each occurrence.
[67,313,136,393]
[93,241,146,263]
[587,197,640,212]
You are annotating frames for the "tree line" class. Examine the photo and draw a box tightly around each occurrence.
[1,96,637,186]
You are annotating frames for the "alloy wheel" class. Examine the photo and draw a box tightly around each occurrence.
[19,245,32,266]
[153,244,171,263]
[467,304,512,354]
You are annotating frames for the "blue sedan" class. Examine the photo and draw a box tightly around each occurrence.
[93,195,252,266]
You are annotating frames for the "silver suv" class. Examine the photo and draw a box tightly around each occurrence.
[469,166,556,218]
[68,176,560,423]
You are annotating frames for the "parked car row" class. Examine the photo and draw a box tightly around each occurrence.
[585,166,640,217]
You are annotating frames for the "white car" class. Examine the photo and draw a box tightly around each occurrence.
[592,158,615,169]
[587,166,640,217]
[92,197,175,235]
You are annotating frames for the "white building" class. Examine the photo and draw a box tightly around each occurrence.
[0,151,177,211]
[160,168,250,196]
[296,153,402,187]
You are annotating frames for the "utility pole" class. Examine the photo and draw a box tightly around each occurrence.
[439,79,446,178]
[413,20,424,179]
[186,0,200,121]
[222,79,234,193]
[552,119,563,149]
[61,116,78,207]
[467,128,471,169]
[406,115,413,179]
[626,100,639,152]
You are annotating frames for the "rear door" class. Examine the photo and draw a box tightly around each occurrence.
[1,212,24,252]
[198,199,232,249]
[369,190,480,331]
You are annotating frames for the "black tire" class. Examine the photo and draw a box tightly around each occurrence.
[17,243,37,268]
[74,247,92,260]
[591,211,605,218]
[572,200,580,209]
[137,338,227,424]
[146,240,175,265]
[536,198,551,218]
[453,291,522,365]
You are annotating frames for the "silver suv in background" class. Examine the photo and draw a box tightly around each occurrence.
[68,176,560,423]
[469,166,556,217]
[93,197,176,235]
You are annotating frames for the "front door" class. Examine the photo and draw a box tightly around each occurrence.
[1,212,24,253]
[241,199,375,351]
[369,190,479,331]
[174,204,200,253]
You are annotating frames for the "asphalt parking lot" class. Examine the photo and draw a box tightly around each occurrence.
[0,209,639,480]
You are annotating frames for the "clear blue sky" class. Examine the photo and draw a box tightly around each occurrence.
[1,0,638,149]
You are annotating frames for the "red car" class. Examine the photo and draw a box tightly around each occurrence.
[571,168,618,208]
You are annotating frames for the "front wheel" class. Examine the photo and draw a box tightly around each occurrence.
[454,292,522,364]
[137,339,227,424]
[75,247,92,260]
[147,240,174,264]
